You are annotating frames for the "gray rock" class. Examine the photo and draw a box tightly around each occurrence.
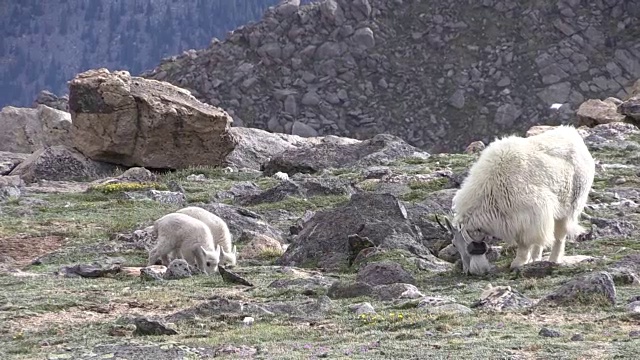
[0,105,73,153]
[9,145,115,183]
[57,258,124,278]
[542,271,616,306]
[162,259,193,279]
[34,90,69,112]
[301,91,321,106]
[619,95,640,121]
[291,121,318,137]
[470,285,535,311]
[69,68,234,170]
[0,186,20,201]
[0,151,29,175]
[493,103,522,126]
[320,0,345,25]
[539,64,569,84]
[615,49,640,78]
[262,133,430,176]
[277,192,432,270]
[199,202,285,243]
[284,95,298,116]
[133,317,178,336]
[237,177,354,206]
[351,302,376,315]
[356,261,416,286]
[353,27,375,49]
[539,327,562,338]
[372,283,424,301]
[571,334,585,341]
[536,81,572,104]
[577,98,627,126]
[448,89,466,109]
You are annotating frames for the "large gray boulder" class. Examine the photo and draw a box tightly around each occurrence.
[69,68,235,169]
[277,192,432,271]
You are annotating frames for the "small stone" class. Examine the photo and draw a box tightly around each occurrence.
[163,259,193,280]
[539,327,562,338]
[351,302,376,315]
[570,333,584,341]
[496,77,511,87]
[465,141,485,154]
[133,317,178,336]
[448,89,466,109]
[352,27,375,49]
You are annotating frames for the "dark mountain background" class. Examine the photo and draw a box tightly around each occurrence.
[0,0,311,108]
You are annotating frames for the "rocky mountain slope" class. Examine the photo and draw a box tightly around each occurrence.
[142,0,640,152]
[1,62,640,358]
[0,0,313,108]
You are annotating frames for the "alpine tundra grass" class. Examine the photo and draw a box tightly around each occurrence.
[2,134,640,359]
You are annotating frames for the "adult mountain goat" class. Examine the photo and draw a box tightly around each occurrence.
[176,206,237,267]
[438,125,595,275]
[148,213,222,275]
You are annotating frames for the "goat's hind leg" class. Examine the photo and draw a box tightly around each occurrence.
[549,218,569,264]
[529,244,544,262]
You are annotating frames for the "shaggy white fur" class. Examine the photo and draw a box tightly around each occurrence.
[176,206,237,267]
[449,125,595,274]
[148,213,221,274]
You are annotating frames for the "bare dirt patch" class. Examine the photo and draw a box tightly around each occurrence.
[0,234,65,268]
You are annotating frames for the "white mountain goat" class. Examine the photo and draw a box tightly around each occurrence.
[437,125,595,275]
[175,206,237,267]
[148,213,222,274]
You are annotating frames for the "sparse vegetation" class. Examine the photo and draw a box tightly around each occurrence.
[89,181,168,194]
[2,129,640,359]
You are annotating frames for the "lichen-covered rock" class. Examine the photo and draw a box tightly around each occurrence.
[69,68,235,169]
[542,271,617,307]
[163,259,192,280]
[9,145,115,183]
[277,193,430,271]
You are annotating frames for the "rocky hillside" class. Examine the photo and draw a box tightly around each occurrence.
[2,64,640,358]
[0,0,315,108]
[142,0,640,152]
[2,120,640,358]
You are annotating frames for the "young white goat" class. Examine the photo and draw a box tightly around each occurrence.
[148,213,221,274]
[175,206,237,267]
[438,125,595,275]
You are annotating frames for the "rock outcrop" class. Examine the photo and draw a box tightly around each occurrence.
[8,145,116,183]
[0,104,72,153]
[141,0,640,153]
[33,90,69,112]
[69,68,235,169]
[261,133,429,176]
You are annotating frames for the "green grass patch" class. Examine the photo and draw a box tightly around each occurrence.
[88,181,168,194]
[247,194,351,214]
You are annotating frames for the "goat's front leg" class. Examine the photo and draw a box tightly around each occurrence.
[510,244,531,270]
